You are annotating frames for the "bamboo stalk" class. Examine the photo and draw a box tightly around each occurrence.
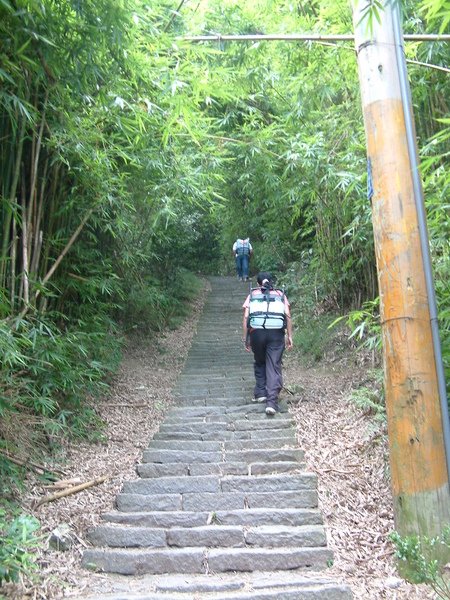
[30,157,48,276]
[182,33,450,42]
[21,190,29,305]
[41,206,95,287]
[27,91,48,287]
[16,205,96,320]
[0,109,27,290]
[10,215,17,309]
[36,475,109,507]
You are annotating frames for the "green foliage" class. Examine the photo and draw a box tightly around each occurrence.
[350,369,385,421]
[391,527,450,599]
[0,507,40,585]
[0,313,122,446]
[122,269,203,333]
[293,315,336,362]
[329,297,382,352]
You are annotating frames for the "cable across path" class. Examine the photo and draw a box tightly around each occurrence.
[79,277,353,599]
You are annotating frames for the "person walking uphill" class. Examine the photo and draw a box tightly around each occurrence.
[242,272,293,416]
[233,237,253,281]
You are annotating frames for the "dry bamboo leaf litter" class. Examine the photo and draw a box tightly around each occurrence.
[283,352,434,600]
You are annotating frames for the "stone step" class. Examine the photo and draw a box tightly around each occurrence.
[147,438,296,452]
[136,460,304,478]
[141,447,304,464]
[82,546,333,575]
[158,420,294,433]
[177,398,253,407]
[151,429,296,442]
[58,586,353,600]
[150,572,350,598]
[166,404,289,418]
[116,489,318,512]
[87,524,326,549]
[73,572,353,599]
[163,413,293,424]
[102,508,324,528]
[122,473,317,496]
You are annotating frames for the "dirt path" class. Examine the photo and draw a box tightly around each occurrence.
[2,278,431,599]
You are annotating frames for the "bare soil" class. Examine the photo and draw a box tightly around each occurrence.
[1,280,433,599]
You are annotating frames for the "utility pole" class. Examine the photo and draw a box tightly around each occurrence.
[353,0,450,540]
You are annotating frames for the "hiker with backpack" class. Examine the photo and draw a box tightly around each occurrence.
[233,237,253,281]
[242,272,293,416]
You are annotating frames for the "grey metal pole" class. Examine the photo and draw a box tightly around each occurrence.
[392,4,450,478]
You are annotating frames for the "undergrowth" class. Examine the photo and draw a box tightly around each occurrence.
[349,369,385,422]
[391,527,450,599]
[121,268,203,333]
[0,269,204,593]
[0,506,40,587]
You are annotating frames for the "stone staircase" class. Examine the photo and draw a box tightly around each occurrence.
[79,277,353,599]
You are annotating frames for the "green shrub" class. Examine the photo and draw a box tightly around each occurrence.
[122,269,203,333]
[0,313,122,446]
[391,527,450,599]
[0,508,40,585]
[350,369,385,422]
[329,296,381,353]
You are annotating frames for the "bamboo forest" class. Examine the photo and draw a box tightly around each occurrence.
[1,0,449,598]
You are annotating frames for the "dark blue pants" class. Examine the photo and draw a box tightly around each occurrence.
[250,328,285,409]
[236,254,249,279]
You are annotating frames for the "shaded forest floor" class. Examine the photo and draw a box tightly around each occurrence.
[1,280,432,600]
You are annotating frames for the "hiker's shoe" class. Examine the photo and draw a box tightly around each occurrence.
[265,406,276,416]
[252,396,267,403]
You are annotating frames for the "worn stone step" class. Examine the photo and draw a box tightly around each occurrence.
[151,430,244,442]
[163,412,293,424]
[82,546,332,575]
[142,447,304,464]
[142,449,222,463]
[137,462,247,478]
[151,573,351,599]
[158,420,294,434]
[87,524,326,549]
[152,429,296,443]
[102,507,323,528]
[165,405,290,418]
[147,438,296,452]
[136,460,304,478]
[122,473,316,496]
[116,489,317,512]
[177,398,250,407]
[147,440,222,451]
[223,438,297,451]
[74,570,352,600]
[76,571,352,600]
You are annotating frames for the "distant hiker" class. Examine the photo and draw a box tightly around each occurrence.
[233,237,253,281]
[242,272,293,416]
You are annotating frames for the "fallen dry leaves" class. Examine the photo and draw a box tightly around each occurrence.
[284,353,434,600]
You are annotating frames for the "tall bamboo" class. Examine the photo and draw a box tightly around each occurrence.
[1,111,27,292]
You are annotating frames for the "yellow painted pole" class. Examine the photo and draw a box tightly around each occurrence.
[353,1,450,538]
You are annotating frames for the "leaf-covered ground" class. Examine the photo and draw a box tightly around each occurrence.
[2,280,432,599]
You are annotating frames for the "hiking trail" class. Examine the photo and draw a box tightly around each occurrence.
[75,277,353,599]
